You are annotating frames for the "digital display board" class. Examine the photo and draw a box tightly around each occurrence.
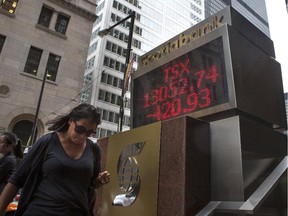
[133,37,228,128]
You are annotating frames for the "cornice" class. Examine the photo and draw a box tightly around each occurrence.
[47,0,97,21]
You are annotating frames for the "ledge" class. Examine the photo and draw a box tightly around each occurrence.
[47,0,97,22]
[35,24,68,40]
[20,72,58,86]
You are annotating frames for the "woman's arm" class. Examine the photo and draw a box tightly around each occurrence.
[0,183,18,216]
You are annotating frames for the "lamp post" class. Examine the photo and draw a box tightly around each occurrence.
[98,11,135,132]
[30,69,49,145]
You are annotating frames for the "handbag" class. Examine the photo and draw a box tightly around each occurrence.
[88,140,101,214]
[14,132,54,216]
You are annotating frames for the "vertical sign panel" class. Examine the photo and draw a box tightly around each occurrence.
[101,122,161,216]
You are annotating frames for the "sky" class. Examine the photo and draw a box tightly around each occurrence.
[265,0,288,93]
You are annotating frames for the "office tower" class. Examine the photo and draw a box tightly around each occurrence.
[83,0,206,138]
[205,0,270,36]
[0,0,96,145]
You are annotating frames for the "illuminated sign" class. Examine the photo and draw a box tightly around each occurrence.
[133,37,228,128]
[140,15,224,67]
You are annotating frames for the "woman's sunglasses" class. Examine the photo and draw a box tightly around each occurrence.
[73,121,97,137]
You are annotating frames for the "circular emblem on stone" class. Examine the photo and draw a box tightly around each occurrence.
[0,85,10,96]
[112,141,145,207]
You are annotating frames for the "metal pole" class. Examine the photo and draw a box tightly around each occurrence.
[119,11,135,132]
[108,12,135,31]
[30,69,48,145]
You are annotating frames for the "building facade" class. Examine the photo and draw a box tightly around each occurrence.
[82,0,205,138]
[205,0,270,36]
[0,0,97,145]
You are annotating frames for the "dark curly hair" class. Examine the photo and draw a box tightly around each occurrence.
[46,103,101,132]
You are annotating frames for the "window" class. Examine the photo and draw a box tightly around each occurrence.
[95,1,104,14]
[38,5,70,36]
[107,75,113,85]
[38,6,53,27]
[97,108,120,125]
[45,53,61,81]
[106,41,111,50]
[96,127,116,139]
[111,94,116,104]
[91,27,100,40]
[0,0,18,14]
[113,76,118,87]
[55,13,70,34]
[101,72,123,89]
[103,57,109,66]
[0,34,5,53]
[101,73,107,83]
[85,56,95,70]
[115,62,120,71]
[103,56,125,72]
[102,110,108,121]
[98,89,104,100]
[106,130,113,137]
[109,59,115,68]
[104,91,111,102]
[24,47,43,76]
[88,41,98,55]
[111,44,117,53]
[108,112,114,122]
[106,41,127,58]
[100,128,106,138]
[98,89,122,106]
[93,13,102,26]
[117,46,122,55]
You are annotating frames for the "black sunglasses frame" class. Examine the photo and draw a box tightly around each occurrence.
[73,121,97,137]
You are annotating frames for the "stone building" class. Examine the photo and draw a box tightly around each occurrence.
[0,0,97,145]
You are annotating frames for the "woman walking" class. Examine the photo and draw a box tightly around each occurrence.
[0,103,110,216]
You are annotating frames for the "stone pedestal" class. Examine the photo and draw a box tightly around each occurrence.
[96,116,210,216]
[196,115,287,215]
[158,116,210,216]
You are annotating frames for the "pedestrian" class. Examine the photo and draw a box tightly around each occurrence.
[0,103,110,216]
[0,132,18,195]
[12,139,23,166]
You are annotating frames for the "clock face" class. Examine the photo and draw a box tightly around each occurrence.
[133,37,229,128]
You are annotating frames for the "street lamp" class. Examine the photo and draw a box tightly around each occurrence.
[98,11,135,132]
[30,69,49,145]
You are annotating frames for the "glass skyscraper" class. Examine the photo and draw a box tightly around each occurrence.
[204,0,270,36]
